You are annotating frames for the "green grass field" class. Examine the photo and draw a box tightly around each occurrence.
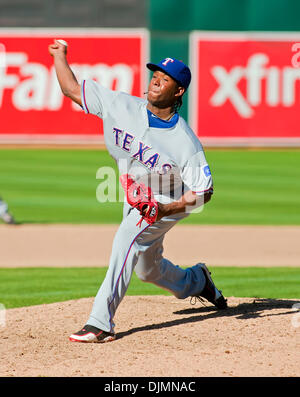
[1,267,299,309]
[0,148,299,309]
[0,148,299,225]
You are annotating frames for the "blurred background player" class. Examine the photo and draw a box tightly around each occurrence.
[0,197,16,225]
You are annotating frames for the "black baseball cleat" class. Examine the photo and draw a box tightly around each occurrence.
[191,263,228,309]
[69,324,116,343]
[1,212,16,225]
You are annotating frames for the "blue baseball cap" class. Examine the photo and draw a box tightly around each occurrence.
[147,58,191,90]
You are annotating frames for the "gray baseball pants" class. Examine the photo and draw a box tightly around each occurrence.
[87,203,206,333]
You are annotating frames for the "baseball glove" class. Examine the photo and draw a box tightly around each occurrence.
[119,174,158,227]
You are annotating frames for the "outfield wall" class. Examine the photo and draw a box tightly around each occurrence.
[150,0,300,147]
[0,28,149,144]
[1,0,300,146]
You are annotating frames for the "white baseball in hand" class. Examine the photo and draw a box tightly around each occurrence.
[56,39,68,47]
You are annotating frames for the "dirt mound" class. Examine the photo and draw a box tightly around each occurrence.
[1,295,299,377]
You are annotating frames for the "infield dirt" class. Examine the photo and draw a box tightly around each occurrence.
[0,224,299,377]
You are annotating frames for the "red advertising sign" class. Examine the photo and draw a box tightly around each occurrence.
[189,32,300,145]
[0,28,149,143]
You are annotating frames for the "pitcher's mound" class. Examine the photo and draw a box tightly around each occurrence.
[0,295,299,377]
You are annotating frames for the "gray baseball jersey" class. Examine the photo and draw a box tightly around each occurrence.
[81,79,213,333]
[81,79,213,205]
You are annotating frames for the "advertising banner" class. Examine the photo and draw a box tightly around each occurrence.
[189,32,300,146]
[0,28,149,143]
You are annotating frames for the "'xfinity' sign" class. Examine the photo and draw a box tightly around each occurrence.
[189,31,300,146]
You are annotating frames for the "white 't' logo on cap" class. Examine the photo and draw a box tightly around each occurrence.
[162,58,174,66]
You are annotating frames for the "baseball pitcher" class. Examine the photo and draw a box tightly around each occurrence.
[49,39,227,343]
